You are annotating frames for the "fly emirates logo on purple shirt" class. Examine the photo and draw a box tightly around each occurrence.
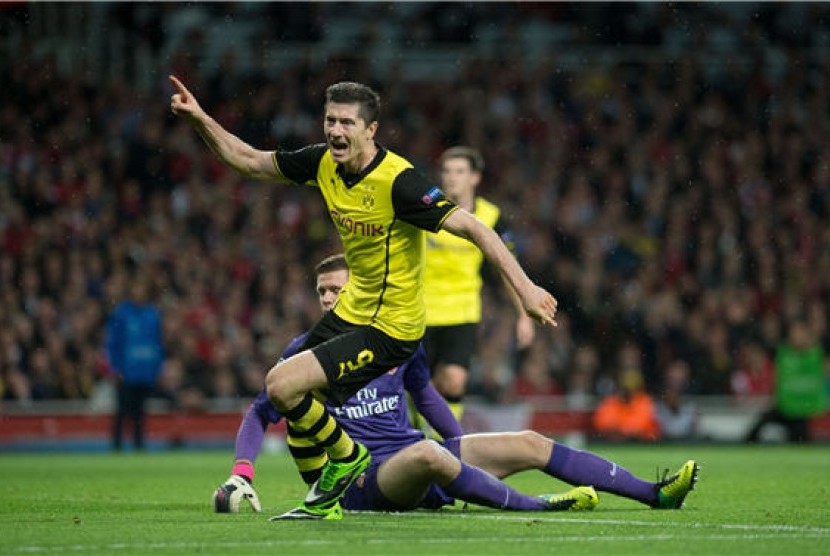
[331,387,400,420]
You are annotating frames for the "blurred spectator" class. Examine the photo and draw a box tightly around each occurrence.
[746,321,829,443]
[731,340,775,398]
[695,321,734,395]
[565,344,600,410]
[511,338,564,399]
[592,368,660,442]
[655,360,697,441]
[106,273,165,450]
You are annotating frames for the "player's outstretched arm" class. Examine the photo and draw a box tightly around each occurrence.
[441,209,558,327]
[168,75,279,181]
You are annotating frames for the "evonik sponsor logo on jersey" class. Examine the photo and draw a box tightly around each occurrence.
[330,209,385,237]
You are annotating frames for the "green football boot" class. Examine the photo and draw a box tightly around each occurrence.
[303,442,371,512]
[655,460,699,509]
[269,501,343,521]
[540,486,599,511]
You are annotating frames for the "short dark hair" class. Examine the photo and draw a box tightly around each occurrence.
[440,146,485,173]
[314,253,349,276]
[325,82,381,124]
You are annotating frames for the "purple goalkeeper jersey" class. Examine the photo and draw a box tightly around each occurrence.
[251,333,450,464]
[329,360,429,463]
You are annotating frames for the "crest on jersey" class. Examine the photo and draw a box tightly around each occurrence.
[361,191,375,210]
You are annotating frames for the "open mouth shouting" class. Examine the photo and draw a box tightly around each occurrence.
[329,138,350,160]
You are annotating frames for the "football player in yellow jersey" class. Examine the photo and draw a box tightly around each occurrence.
[169,75,559,520]
[423,147,535,424]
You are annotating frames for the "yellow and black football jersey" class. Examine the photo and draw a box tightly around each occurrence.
[272,143,457,341]
[423,197,507,326]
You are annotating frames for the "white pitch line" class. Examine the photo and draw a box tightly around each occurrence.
[350,510,830,534]
[8,511,829,553]
[9,532,830,554]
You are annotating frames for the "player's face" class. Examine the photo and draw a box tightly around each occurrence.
[316,268,349,312]
[324,102,377,170]
[440,157,480,203]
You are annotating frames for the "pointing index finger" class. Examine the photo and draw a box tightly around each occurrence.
[168,75,189,100]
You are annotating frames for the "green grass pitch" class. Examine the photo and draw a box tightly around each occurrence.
[2,444,828,555]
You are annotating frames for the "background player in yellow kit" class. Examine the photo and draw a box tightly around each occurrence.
[423,147,535,423]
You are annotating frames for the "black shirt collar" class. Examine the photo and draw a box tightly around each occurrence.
[335,143,387,188]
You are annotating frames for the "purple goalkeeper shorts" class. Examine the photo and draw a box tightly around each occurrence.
[341,461,455,511]
[341,438,462,511]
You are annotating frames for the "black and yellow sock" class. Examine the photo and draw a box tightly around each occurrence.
[283,394,357,462]
[286,427,327,485]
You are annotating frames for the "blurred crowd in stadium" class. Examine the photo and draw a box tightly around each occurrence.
[1,4,829,430]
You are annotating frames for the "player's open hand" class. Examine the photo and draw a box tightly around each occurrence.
[169,75,204,122]
[523,285,558,327]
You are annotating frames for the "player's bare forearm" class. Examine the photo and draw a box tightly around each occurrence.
[501,274,525,316]
[193,115,276,180]
[443,210,532,292]
[169,74,277,181]
[441,210,558,326]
